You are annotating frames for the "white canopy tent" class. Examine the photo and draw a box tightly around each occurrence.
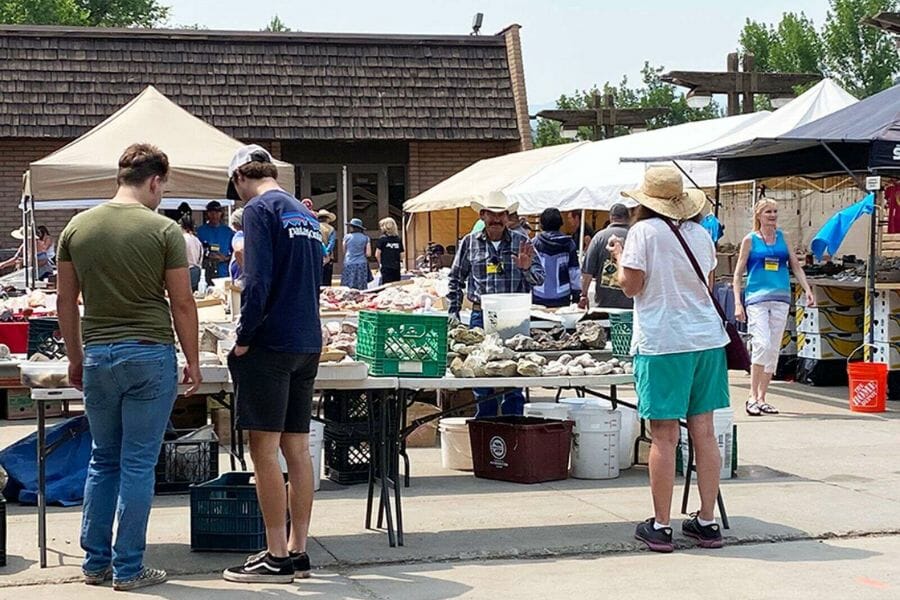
[506,112,766,215]
[622,79,858,164]
[403,141,588,214]
[24,85,295,204]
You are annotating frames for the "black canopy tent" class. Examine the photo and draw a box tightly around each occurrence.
[627,83,900,358]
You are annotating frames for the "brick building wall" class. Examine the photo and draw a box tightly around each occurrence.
[407,140,521,198]
[0,138,73,255]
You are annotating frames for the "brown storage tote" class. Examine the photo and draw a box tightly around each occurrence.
[468,416,573,484]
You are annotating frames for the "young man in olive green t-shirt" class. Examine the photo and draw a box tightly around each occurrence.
[56,144,201,592]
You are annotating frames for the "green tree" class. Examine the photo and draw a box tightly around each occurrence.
[264,14,289,32]
[740,13,823,73]
[0,0,169,27]
[822,0,900,97]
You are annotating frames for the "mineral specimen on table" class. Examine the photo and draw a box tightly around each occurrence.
[516,358,543,377]
[576,321,606,350]
[484,359,519,377]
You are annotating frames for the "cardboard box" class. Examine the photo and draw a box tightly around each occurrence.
[796,306,864,335]
[873,312,900,343]
[171,395,208,430]
[1,388,63,420]
[780,331,797,355]
[405,401,441,447]
[795,284,864,308]
[797,332,863,360]
[873,342,900,370]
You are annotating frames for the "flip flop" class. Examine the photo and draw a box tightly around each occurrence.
[745,400,762,416]
[758,403,779,414]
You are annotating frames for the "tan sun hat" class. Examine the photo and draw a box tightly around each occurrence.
[471,190,518,215]
[10,226,29,240]
[317,209,337,223]
[621,166,706,221]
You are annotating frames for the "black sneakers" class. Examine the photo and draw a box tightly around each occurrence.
[634,518,674,553]
[290,551,311,579]
[682,514,724,548]
[223,551,295,584]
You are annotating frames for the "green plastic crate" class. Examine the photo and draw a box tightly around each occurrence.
[356,311,448,378]
[609,311,633,358]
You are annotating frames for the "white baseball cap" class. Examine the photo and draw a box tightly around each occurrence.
[227,144,274,178]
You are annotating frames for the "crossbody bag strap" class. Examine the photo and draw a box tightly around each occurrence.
[662,218,728,325]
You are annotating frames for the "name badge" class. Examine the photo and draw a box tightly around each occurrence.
[210,244,220,253]
[486,263,501,275]
[764,256,780,272]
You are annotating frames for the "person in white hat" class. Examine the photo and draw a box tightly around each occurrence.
[447,190,544,417]
[607,166,729,553]
[222,144,323,584]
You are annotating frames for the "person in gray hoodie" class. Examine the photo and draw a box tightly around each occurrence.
[532,208,581,308]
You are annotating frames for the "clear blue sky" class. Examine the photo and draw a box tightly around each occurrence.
[165,0,830,110]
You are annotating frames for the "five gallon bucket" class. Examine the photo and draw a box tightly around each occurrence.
[480,293,531,339]
[439,417,474,470]
[277,419,325,491]
[569,405,621,479]
[847,359,887,413]
[524,402,571,421]
[560,398,638,469]
[679,407,734,480]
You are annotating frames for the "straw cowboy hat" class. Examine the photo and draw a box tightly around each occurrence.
[621,166,706,221]
[471,190,519,215]
[317,209,337,223]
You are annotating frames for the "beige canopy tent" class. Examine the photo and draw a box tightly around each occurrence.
[24,85,294,202]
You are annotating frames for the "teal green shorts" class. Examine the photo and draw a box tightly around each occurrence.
[633,347,730,420]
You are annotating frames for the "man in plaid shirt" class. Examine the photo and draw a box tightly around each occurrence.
[447,191,544,416]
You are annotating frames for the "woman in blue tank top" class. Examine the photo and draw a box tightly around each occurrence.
[734,199,814,416]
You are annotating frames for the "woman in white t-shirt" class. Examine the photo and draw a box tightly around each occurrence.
[180,215,204,292]
[607,166,730,554]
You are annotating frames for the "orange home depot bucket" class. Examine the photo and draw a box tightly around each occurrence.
[847,346,887,413]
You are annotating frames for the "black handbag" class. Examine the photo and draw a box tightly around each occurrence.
[664,219,751,372]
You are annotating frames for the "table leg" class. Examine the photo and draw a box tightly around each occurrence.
[37,397,47,568]
[378,390,396,547]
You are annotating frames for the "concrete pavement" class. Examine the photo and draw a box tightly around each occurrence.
[1,375,898,598]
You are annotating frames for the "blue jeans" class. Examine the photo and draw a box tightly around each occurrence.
[469,310,525,418]
[80,342,177,581]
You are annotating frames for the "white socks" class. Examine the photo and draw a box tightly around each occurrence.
[653,520,670,530]
[697,516,716,527]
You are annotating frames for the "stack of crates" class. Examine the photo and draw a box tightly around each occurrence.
[321,390,371,485]
[796,285,864,385]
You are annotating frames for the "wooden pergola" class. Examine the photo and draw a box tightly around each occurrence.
[536,93,669,140]
[662,53,822,116]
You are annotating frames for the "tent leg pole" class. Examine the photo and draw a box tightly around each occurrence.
[714,185,721,219]
[579,209,586,261]
[865,190,879,361]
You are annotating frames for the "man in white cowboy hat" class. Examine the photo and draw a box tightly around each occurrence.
[606,165,729,553]
[448,190,544,417]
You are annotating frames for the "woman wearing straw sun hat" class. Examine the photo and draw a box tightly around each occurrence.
[606,166,729,553]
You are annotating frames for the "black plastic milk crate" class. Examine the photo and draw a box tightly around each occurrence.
[322,389,369,423]
[190,472,266,552]
[324,422,371,485]
[27,317,66,359]
[0,496,6,567]
[155,429,219,495]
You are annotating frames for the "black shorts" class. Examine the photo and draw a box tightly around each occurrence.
[228,347,319,433]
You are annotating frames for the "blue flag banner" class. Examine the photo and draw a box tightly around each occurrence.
[810,193,875,261]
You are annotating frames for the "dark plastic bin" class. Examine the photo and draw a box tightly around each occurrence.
[26,317,66,359]
[469,416,573,484]
[155,429,219,495]
[190,472,266,552]
[324,422,370,485]
[322,390,369,423]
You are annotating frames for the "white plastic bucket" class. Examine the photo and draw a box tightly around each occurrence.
[679,407,734,480]
[481,293,531,339]
[523,402,571,421]
[439,417,473,471]
[561,398,638,470]
[569,405,621,479]
[277,420,325,491]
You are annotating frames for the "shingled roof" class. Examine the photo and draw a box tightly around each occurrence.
[0,25,521,141]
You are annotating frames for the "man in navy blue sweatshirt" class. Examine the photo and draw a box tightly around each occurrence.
[222,145,323,585]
